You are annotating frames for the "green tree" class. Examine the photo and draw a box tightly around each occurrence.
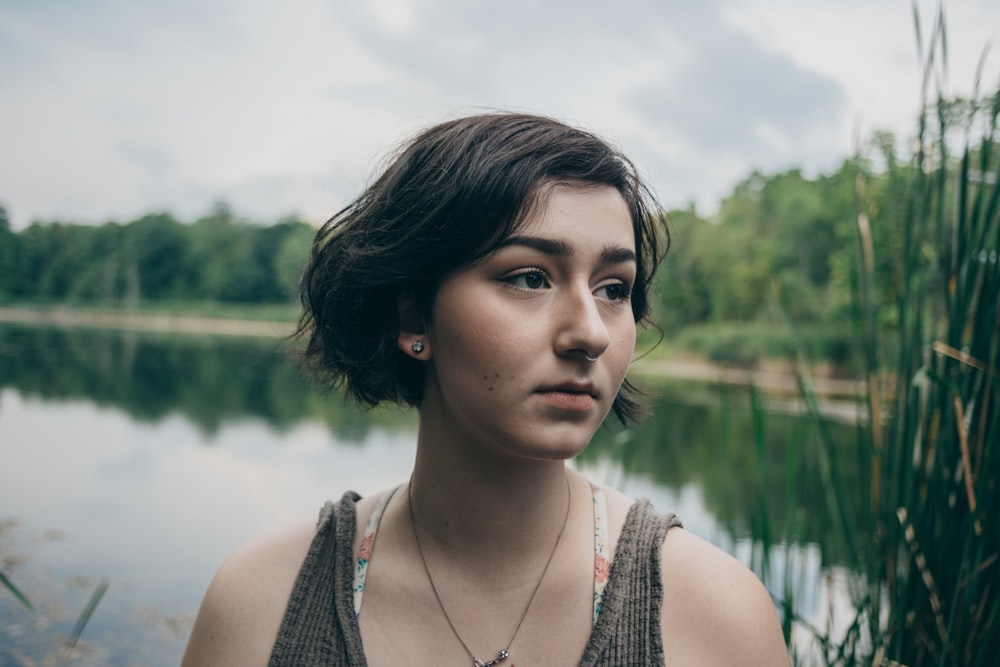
[0,205,23,300]
[272,219,314,301]
[123,212,187,301]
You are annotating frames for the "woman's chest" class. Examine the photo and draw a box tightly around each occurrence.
[357,551,596,667]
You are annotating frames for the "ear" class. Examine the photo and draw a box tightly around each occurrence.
[397,290,430,360]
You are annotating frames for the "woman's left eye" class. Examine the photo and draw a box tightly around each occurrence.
[596,282,631,302]
[504,270,550,290]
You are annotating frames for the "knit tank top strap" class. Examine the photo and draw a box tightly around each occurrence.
[352,486,398,617]
[350,481,610,625]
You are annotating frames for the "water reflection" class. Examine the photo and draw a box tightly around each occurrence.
[0,325,854,664]
[5,325,426,441]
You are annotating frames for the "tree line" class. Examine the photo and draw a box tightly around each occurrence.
[660,130,926,330]
[1,123,994,367]
[0,202,314,305]
[655,132,910,365]
[656,112,997,366]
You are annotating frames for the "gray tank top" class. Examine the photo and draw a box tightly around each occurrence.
[269,491,681,666]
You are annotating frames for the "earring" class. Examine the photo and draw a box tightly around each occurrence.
[411,341,425,354]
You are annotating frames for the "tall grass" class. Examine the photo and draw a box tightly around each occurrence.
[777,7,999,665]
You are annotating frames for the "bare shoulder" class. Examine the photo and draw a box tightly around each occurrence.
[594,483,636,549]
[181,520,317,667]
[660,528,789,666]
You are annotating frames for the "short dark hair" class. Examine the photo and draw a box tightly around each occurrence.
[296,112,669,423]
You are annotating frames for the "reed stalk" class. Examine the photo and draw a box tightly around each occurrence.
[0,568,36,614]
[774,5,999,664]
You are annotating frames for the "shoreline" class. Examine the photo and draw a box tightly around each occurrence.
[0,305,292,338]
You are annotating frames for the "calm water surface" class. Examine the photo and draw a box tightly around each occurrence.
[0,325,850,665]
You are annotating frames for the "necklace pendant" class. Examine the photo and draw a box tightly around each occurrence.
[477,649,509,667]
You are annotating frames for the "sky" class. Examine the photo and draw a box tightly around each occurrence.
[1,0,998,230]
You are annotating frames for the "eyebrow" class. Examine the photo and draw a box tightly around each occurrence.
[496,236,637,265]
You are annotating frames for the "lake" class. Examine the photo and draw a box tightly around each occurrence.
[0,324,855,665]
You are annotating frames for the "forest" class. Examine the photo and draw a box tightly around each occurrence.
[0,202,312,306]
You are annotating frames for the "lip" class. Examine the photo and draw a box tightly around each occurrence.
[537,380,598,397]
[535,381,598,411]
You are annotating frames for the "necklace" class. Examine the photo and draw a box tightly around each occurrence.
[407,472,572,667]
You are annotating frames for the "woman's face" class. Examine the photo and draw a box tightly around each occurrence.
[411,184,637,462]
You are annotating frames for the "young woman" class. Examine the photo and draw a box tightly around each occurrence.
[182,113,789,666]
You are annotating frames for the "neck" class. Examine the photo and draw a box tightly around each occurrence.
[408,443,574,562]
[404,447,579,666]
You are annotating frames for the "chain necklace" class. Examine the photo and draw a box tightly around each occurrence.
[407,473,572,667]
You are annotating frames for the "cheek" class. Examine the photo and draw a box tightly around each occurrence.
[433,290,540,364]
[436,316,541,397]
[479,370,503,392]
[430,306,507,378]
[436,313,499,360]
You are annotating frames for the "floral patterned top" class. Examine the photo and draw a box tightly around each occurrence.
[352,481,612,626]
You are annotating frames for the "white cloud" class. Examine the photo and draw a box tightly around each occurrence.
[723,0,1000,146]
[1,0,997,227]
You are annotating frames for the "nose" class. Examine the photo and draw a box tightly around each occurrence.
[554,283,611,362]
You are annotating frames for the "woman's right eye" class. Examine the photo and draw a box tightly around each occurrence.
[503,270,550,290]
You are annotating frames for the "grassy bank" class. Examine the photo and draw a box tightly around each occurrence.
[0,300,300,322]
[0,303,298,338]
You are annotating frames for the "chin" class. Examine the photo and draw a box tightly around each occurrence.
[515,433,594,462]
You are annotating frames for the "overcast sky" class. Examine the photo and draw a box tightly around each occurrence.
[2,0,998,229]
